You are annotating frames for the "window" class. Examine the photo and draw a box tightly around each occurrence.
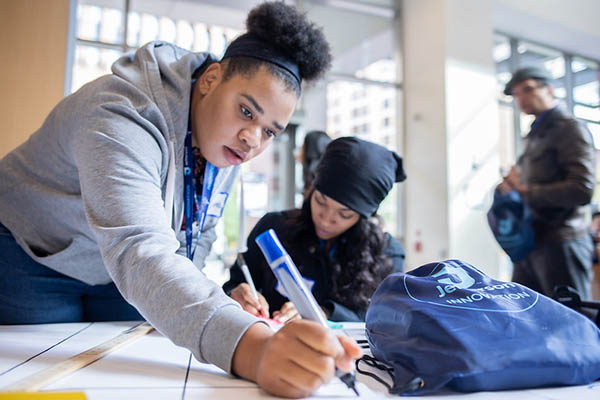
[72,1,244,93]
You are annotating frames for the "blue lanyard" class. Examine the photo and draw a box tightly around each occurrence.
[183,129,218,261]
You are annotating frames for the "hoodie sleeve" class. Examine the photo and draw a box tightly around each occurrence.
[72,96,259,374]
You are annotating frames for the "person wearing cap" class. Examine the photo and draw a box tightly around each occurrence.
[224,137,406,322]
[498,66,596,302]
[0,2,363,398]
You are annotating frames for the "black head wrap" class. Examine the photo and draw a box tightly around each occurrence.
[222,32,302,86]
[313,137,407,218]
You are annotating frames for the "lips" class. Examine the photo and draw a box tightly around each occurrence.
[315,226,332,238]
[224,146,247,165]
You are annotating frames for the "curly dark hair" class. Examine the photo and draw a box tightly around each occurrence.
[222,1,332,96]
[283,190,393,312]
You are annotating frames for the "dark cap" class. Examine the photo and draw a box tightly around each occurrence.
[504,66,553,95]
[313,137,407,218]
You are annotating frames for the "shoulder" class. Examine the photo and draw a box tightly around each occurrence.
[548,108,590,138]
[383,232,405,258]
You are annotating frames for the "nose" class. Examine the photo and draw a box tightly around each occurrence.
[239,125,261,150]
[318,208,336,227]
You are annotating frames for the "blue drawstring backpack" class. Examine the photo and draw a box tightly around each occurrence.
[365,259,600,395]
[487,189,535,263]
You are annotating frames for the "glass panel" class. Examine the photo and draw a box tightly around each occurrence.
[192,23,210,53]
[130,0,246,51]
[575,105,600,123]
[176,20,194,50]
[493,35,513,104]
[494,35,520,156]
[127,11,141,48]
[572,57,600,108]
[588,122,600,151]
[139,13,159,45]
[77,4,102,41]
[99,7,123,44]
[304,1,397,83]
[158,16,176,43]
[493,35,511,64]
[498,103,516,168]
[71,45,121,92]
[208,26,227,58]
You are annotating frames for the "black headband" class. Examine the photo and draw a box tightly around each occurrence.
[222,33,302,87]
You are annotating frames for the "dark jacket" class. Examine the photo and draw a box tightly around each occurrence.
[223,210,405,322]
[518,106,596,241]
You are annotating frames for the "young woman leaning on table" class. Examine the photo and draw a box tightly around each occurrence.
[0,2,362,398]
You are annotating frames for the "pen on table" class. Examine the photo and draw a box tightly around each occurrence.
[255,229,360,396]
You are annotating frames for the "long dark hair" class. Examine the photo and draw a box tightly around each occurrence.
[284,190,393,311]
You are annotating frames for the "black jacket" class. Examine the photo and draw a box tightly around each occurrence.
[223,210,405,321]
[518,106,596,241]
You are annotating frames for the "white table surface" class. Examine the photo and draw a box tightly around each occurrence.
[0,321,598,399]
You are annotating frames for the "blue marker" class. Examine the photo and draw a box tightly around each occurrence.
[255,229,359,396]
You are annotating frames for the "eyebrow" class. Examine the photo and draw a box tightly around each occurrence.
[242,94,263,114]
[242,93,285,132]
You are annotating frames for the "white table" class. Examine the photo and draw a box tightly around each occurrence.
[0,321,598,399]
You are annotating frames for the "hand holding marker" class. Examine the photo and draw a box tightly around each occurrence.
[255,229,360,396]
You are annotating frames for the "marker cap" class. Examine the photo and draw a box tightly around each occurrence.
[255,229,287,264]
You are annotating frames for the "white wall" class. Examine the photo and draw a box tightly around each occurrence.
[401,0,502,276]
[401,0,451,268]
[0,0,71,158]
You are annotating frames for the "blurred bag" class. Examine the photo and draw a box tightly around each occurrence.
[487,189,535,262]
[364,259,600,395]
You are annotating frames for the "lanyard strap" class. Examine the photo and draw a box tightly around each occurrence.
[184,129,218,261]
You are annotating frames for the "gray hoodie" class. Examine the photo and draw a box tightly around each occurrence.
[0,41,259,372]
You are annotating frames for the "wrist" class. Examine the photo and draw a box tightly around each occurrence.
[231,322,273,382]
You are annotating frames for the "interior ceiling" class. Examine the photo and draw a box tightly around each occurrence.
[493,0,600,61]
[81,0,599,62]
